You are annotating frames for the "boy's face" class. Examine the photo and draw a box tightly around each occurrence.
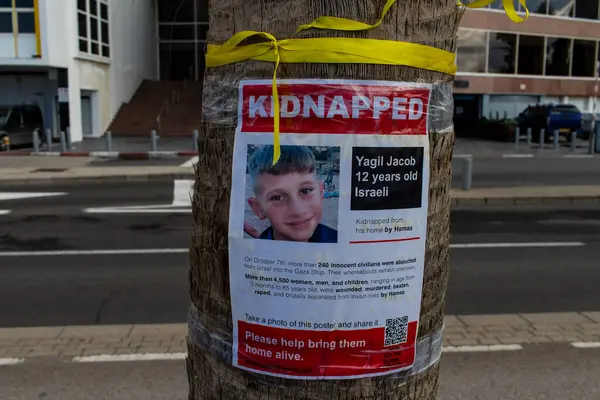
[248,171,324,242]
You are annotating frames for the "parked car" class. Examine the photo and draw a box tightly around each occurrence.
[0,104,44,151]
[515,104,582,142]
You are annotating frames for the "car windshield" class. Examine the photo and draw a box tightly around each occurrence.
[552,105,579,113]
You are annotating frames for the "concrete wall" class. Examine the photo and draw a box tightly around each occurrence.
[38,0,69,67]
[109,0,158,117]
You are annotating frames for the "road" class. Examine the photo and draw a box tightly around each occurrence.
[1,181,599,327]
[1,345,598,400]
[450,156,600,188]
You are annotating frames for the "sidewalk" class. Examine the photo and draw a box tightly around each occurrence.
[1,312,599,361]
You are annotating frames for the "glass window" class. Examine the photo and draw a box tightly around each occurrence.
[159,24,195,41]
[196,0,208,22]
[102,44,110,58]
[196,23,209,41]
[100,3,108,20]
[575,0,599,19]
[158,0,194,23]
[15,0,34,7]
[548,0,574,16]
[0,0,12,7]
[546,37,571,76]
[488,32,517,74]
[572,39,595,77]
[90,16,98,40]
[456,29,487,73]
[79,38,88,52]
[77,0,87,12]
[78,12,87,38]
[90,0,98,16]
[0,12,12,34]
[91,41,99,55]
[529,0,549,14]
[518,35,544,75]
[17,12,34,33]
[101,21,109,44]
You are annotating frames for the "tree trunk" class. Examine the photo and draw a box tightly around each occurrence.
[189,1,459,398]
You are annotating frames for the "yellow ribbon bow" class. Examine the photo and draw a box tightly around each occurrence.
[206,0,529,164]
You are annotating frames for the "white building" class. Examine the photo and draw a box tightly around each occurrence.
[0,0,157,142]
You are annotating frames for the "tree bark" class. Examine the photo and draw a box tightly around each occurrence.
[189,1,460,398]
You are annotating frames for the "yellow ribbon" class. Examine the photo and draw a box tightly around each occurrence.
[206,0,529,164]
[459,0,530,23]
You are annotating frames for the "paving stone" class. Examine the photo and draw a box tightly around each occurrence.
[0,327,63,340]
[581,312,600,323]
[61,325,133,338]
[459,314,529,326]
[448,339,480,346]
[443,316,464,327]
[520,312,592,325]
[477,338,501,345]
[499,337,531,344]
[129,324,187,337]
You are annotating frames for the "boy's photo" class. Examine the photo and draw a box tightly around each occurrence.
[243,144,340,243]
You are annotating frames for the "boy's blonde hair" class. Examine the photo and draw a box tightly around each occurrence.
[248,145,317,193]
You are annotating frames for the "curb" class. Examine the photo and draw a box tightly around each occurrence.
[0,172,195,186]
[454,153,598,160]
[0,151,197,159]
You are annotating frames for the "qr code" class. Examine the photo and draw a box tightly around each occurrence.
[384,316,409,346]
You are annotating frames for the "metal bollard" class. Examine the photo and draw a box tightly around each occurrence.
[553,130,559,150]
[526,127,532,147]
[45,129,52,151]
[570,131,577,152]
[105,131,112,152]
[193,129,199,153]
[151,130,158,152]
[60,131,67,152]
[539,128,545,151]
[514,127,520,149]
[32,130,40,152]
[66,127,72,150]
[462,157,473,191]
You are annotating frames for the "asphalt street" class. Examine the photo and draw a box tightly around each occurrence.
[1,181,599,327]
[1,345,598,400]
[450,157,600,188]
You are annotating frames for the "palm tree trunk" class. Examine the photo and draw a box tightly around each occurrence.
[189,0,459,398]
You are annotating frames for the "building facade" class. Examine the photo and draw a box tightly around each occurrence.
[0,0,157,142]
[1,1,599,143]
[455,1,600,127]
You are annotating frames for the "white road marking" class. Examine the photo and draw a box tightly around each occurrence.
[84,205,191,214]
[0,210,10,215]
[0,358,25,366]
[0,248,188,257]
[571,342,600,349]
[502,154,534,158]
[173,179,194,206]
[83,180,194,214]
[442,344,523,353]
[0,242,587,257]
[180,156,198,167]
[0,192,66,201]
[73,353,187,363]
[451,242,585,249]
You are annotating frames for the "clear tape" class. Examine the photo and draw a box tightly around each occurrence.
[202,78,454,138]
[187,305,444,380]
